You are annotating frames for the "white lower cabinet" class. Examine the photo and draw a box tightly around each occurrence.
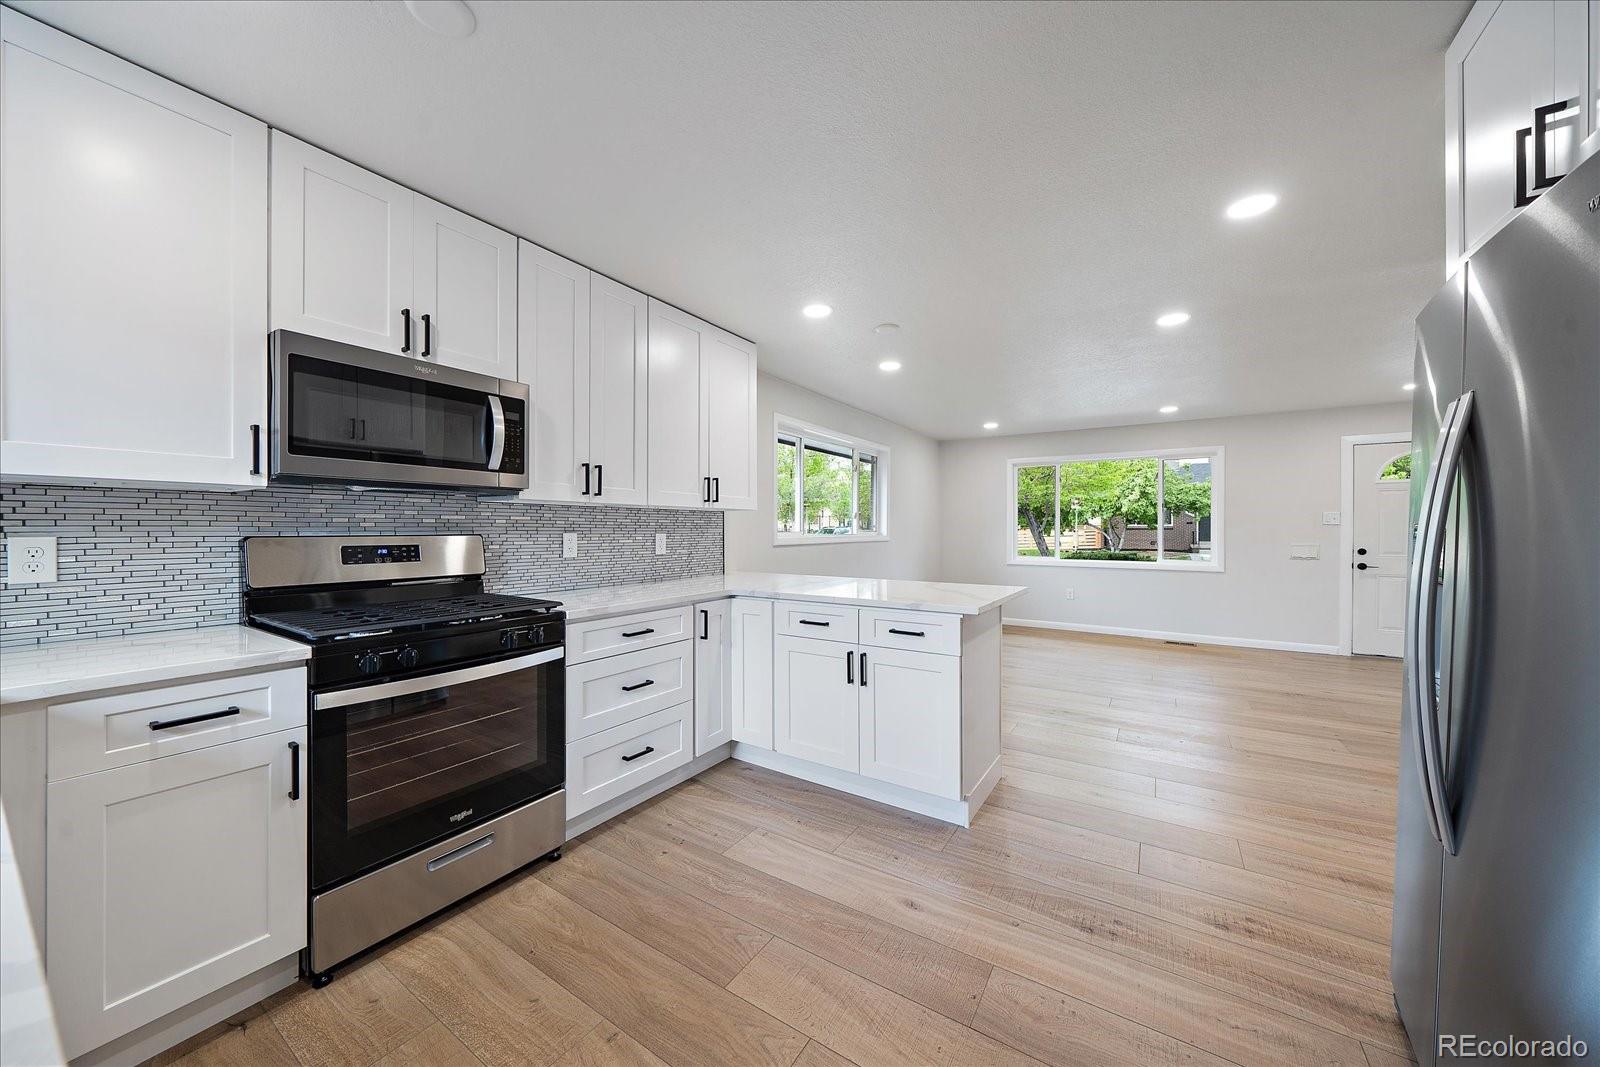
[859,647,961,799]
[730,598,774,748]
[693,599,733,755]
[773,635,861,773]
[47,728,307,1059]
[566,703,692,818]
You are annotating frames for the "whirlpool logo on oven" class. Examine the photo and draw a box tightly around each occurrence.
[448,808,474,823]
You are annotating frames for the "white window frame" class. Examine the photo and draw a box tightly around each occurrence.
[1006,445,1224,572]
[774,414,890,545]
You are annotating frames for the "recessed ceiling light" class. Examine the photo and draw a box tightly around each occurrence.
[404,0,477,38]
[982,421,999,430]
[1156,311,1191,328]
[1225,192,1279,219]
[802,303,833,319]
[1159,405,1180,415]
[878,360,902,372]
[874,323,900,334]
[1402,382,1418,391]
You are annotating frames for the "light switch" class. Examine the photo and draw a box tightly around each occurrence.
[1290,543,1321,560]
[1322,511,1341,526]
[562,533,578,559]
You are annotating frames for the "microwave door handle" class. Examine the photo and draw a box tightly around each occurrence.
[486,395,506,471]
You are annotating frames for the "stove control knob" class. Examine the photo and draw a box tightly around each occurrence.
[396,646,420,669]
[356,651,384,676]
[500,630,520,650]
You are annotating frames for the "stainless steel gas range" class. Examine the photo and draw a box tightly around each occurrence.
[243,534,565,986]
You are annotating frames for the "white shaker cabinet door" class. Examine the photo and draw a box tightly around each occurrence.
[693,599,733,754]
[858,646,961,800]
[46,730,307,1060]
[588,275,650,505]
[1,10,268,488]
[647,299,707,508]
[773,635,860,773]
[700,326,758,511]
[730,598,775,749]
[271,131,414,354]
[518,241,589,502]
[413,194,517,378]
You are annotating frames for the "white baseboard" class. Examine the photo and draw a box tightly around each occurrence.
[966,754,1002,815]
[1002,617,1341,656]
[730,744,976,827]
[563,743,732,840]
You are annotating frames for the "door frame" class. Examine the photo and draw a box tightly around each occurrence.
[1338,430,1412,656]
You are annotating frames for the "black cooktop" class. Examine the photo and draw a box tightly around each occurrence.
[250,592,561,643]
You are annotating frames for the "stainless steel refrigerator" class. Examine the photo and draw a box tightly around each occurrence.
[1391,148,1599,1064]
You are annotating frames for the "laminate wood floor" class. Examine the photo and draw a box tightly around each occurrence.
[151,628,1411,1067]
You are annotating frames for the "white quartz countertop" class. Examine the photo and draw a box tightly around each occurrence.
[0,625,310,705]
[531,572,1028,623]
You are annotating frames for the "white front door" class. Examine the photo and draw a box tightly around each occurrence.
[1351,442,1411,657]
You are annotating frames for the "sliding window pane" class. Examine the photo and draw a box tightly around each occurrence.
[1162,457,1214,562]
[776,435,798,533]
[803,440,854,535]
[856,452,879,533]
[1014,465,1057,557]
[1059,458,1158,561]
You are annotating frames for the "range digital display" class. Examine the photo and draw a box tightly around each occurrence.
[341,544,422,565]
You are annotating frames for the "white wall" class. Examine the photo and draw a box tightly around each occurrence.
[724,372,942,580]
[938,404,1411,652]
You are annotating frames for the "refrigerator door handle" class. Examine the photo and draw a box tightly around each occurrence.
[1410,390,1474,856]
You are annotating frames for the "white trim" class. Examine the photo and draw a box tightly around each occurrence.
[1006,446,1224,571]
[773,413,891,544]
[1003,617,1342,657]
[563,743,732,839]
[1338,431,1411,657]
[731,743,979,827]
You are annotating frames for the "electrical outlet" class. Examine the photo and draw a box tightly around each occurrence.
[6,536,57,584]
[655,532,667,556]
[562,533,578,559]
[1063,587,1075,600]
[1322,511,1341,526]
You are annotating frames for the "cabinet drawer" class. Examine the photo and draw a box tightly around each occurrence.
[565,702,692,818]
[565,606,693,664]
[566,640,693,741]
[48,667,307,782]
[773,600,859,644]
[859,607,962,656]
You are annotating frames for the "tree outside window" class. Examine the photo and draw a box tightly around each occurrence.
[775,420,888,542]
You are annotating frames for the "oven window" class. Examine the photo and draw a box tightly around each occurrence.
[287,353,490,470]
[311,660,563,891]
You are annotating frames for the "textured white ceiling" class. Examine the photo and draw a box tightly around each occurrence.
[11,0,1468,439]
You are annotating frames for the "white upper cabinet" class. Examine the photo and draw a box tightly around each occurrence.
[413,195,517,378]
[271,132,413,354]
[519,241,590,502]
[648,299,758,510]
[272,134,516,377]
[0,10,268,489]
[588,275,650,505]
[1447,0,1594,272]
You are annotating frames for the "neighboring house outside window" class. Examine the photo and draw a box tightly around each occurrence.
[775,416,889,544]
[1010,448,1222,570]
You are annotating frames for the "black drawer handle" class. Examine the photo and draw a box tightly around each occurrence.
[621,746,655,762]
[287,740,301,800]
[401,307,412,353]
[421,312,433,357]
[621,679,655,692]
[582,462,591,496]
[888,628,926,637]
[798,619,830,627]
[846,649,854,685]
[860,652,868,687]
[250,424,262,476]
[149,706,241,731]
[700,609,709,640]
[621,628,654,638]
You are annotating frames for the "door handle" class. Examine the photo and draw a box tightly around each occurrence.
[859,652,868,687]
[582,462,591,496]
[149,706,241,731]
[287,740,301,800]
[486,396,506,471]
[846,650,854,685]
[703,476,712,503]
[595,464,603,496]
[700,609,709,640]
[250,424,262,476]
[712,476,720,503]
[420,313,433,357]
[401,308,413,353]
[1533,98,1574,190]
[427,833,495,872]
[1356,562,1376,571]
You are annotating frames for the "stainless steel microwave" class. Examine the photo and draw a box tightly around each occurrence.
[268,331,528,492]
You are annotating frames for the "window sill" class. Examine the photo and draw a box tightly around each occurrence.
[774,533,892,547]
[1007,556,1223,573]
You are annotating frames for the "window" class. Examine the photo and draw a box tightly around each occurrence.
[1011,447,1222,569]
[1379,454,1411,480]
[775,417,888,543]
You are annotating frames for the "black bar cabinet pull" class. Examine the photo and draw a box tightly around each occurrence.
[401,308,412,352]
[701,609,709,640]
[859,652,868,687]
[846,650,854,685]
[149,706,241,731]
[888,628,925,637]
[703,476,712,503]
[1533,98,1574,190]
[798,619,830,627]
[420,312,433,357]
[287,740,300,800]
[622,627,654,638]
[1515,126,1536,207]
[249,425,262,476]
[621,679,655,692]
[595,464,603,496]
[712,477,720,503]
[581,462,591,495]
[621,746,655,763]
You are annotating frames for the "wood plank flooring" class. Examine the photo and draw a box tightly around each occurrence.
[151,627,1410,1067]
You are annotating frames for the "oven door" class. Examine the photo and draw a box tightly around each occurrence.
[308,648,563,892]
[269,330,527,491]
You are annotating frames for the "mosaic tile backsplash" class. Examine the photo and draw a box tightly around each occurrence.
[0,483,723,648]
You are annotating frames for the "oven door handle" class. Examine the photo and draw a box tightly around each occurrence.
[486,395,507,471]
[313,647,564,710]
